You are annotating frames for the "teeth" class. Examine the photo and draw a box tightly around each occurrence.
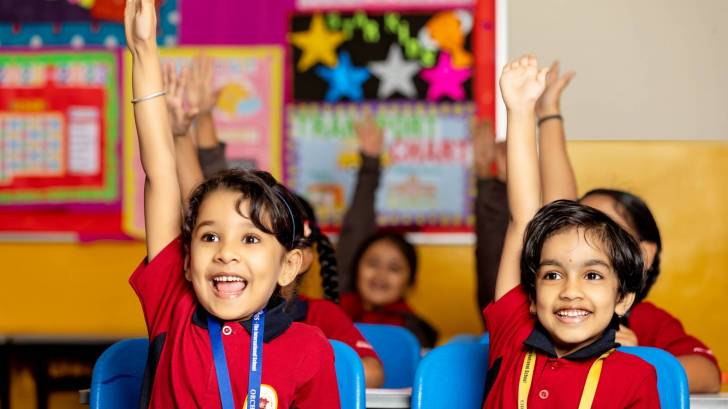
[213,276,244,282]
[557,310,589,317]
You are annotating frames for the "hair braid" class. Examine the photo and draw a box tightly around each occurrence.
[308,222,340,303]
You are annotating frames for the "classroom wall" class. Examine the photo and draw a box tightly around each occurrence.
[1,141,726,374]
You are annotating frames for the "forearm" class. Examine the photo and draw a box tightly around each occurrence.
[678,355,721,393]
[475,178,509,309]
[539,117,577,202]
[195,112,219,149]
[336,153,380,293]
[174,134,204,207]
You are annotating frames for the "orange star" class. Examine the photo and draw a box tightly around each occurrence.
[290,13,345,72]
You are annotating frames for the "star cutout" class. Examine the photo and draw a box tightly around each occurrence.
[419,52,471,101]
[290,13,345,72]
[315,52,371,102]
[368,44,420,99]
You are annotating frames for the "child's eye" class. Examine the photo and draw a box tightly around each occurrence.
[585,271,603,280]
[543,271,561,280]
[242,234,260,244]
[201,233,219,242]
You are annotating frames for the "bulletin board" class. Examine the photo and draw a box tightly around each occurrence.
[123,46,283,238]
[0,50,121,238]
[286,102,475,231]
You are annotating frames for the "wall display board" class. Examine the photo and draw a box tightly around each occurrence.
[296,0,475,11]
[123,47,283,238]
[286,103,475,232]
[0,0,178,48]
[0,51,121,238]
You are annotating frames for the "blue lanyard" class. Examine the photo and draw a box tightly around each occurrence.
[207,310,266,409]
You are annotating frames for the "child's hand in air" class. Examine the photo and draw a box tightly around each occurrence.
[124,0,157,55]
[163,63,199,137]
[354,114,384,158]
[616,325,639,347]
[535,60,575,118]
[471,119,495,179]
[499,55,548,113]
[187,54,221,115]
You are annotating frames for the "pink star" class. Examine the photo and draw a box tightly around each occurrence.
[420,53,472,101]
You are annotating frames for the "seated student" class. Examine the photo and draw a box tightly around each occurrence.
[163,55,385,388]
[482,55,659,408]
[335,117,438,348]
[124,2,339,407]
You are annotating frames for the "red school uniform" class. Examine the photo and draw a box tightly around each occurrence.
[628,301,719,368]
[286,295,381,363]
[130,237,340,409]
[482,285,660,409]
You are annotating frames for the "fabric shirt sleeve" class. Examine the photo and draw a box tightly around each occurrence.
[629,302,719,367]
[129,236,190,337]
[336,153,381,293]
[294,331,341,408]
[308,300,381,362]
[197,141,228,179]
[475,178,510,312]
[483,284,534,366]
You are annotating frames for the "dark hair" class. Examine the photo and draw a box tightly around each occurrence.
[521,200,645,302]
[182,168,307,256]
[294,194,340,303]
[352,230,418,287]
[581,189,662,303]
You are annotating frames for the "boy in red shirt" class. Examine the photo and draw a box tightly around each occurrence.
[482,55,659,408]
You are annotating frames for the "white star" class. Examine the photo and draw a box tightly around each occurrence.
[368,44,420,99]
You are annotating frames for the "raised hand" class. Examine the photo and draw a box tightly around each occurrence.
[536,60,575,118]
[354,114,384,158]
[187,54,221,115]
[124,0,157,56]
[163,63,198,137]
[499,55,548,113]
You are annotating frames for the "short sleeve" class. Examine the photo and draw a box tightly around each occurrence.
[483,284,534,366]
[307,299,381,362]
[129,236,191,337]
[294,330,341,408]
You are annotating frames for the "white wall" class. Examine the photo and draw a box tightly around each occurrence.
[507,0,728,140]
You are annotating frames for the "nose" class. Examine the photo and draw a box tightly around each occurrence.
[214,239,240,264]
[559,275,584,300]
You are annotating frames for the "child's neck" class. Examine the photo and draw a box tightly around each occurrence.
[553,333,603,358]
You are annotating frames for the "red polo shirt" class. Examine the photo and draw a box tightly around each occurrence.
[130,237,340,409]
[293,295,380,363]
[482,285,660,409]
[628,301,719,367]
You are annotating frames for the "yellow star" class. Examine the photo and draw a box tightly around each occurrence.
[290,13,345,72]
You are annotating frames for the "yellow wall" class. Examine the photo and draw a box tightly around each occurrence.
[1,141,726,374]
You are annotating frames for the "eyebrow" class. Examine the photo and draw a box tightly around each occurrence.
[539,259,612,269]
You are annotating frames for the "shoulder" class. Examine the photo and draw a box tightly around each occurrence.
[630,301,672,319]
[285,322,332,351]
[606,350,657,378]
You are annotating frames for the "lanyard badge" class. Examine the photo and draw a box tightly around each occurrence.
[207,310,266,409]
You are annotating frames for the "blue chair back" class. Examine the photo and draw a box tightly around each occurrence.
[355,323,421,388]
[411,342,489,409]
[448,333,490,345]
[619,346,689,409]
[90,338,148,409]
[330,340,366,409]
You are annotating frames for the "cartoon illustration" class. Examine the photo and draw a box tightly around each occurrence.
[418,10,473,68]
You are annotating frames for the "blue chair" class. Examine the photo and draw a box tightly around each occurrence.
[90,338,149,409]
[619,346,689,409]
[411,342,489,409]
[330,340,366,409]
[355,323,421,388]
[448,332,490,345]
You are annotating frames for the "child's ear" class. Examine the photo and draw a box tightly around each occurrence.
[640,241,658,271]
[183,253,192,282]
[278,249,303,287]
[615,292,636,317]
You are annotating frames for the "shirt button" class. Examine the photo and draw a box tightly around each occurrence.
[222,325,233,336]
[539,389,549,399]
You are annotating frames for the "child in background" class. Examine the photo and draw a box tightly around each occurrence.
[483,55,658,407]
[336,117,438,348]
[124,1,339,407]
[162,56,385,388]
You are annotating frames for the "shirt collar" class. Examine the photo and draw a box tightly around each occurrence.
[283,296,309,322]
[192,296,293,343]
[523,314,620,360]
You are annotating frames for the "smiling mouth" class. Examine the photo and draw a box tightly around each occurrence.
[368,280,391,292]
[555,309,592,323]
[211,274,248,298]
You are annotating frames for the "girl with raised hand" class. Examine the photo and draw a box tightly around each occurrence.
[124,1,339,406]
[336,115,438,348]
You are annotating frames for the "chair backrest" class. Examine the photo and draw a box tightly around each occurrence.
[411,342,489,409]
[330,340,366,409]
[448,333,490,345]
[619,346,689,409]
[90,338,149,409]
[355,323,421,388]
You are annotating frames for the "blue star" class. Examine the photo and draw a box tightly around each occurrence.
[315,52,371,102]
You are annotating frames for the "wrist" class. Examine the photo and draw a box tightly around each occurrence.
[537,107,561,118]
[506,108,536,121]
